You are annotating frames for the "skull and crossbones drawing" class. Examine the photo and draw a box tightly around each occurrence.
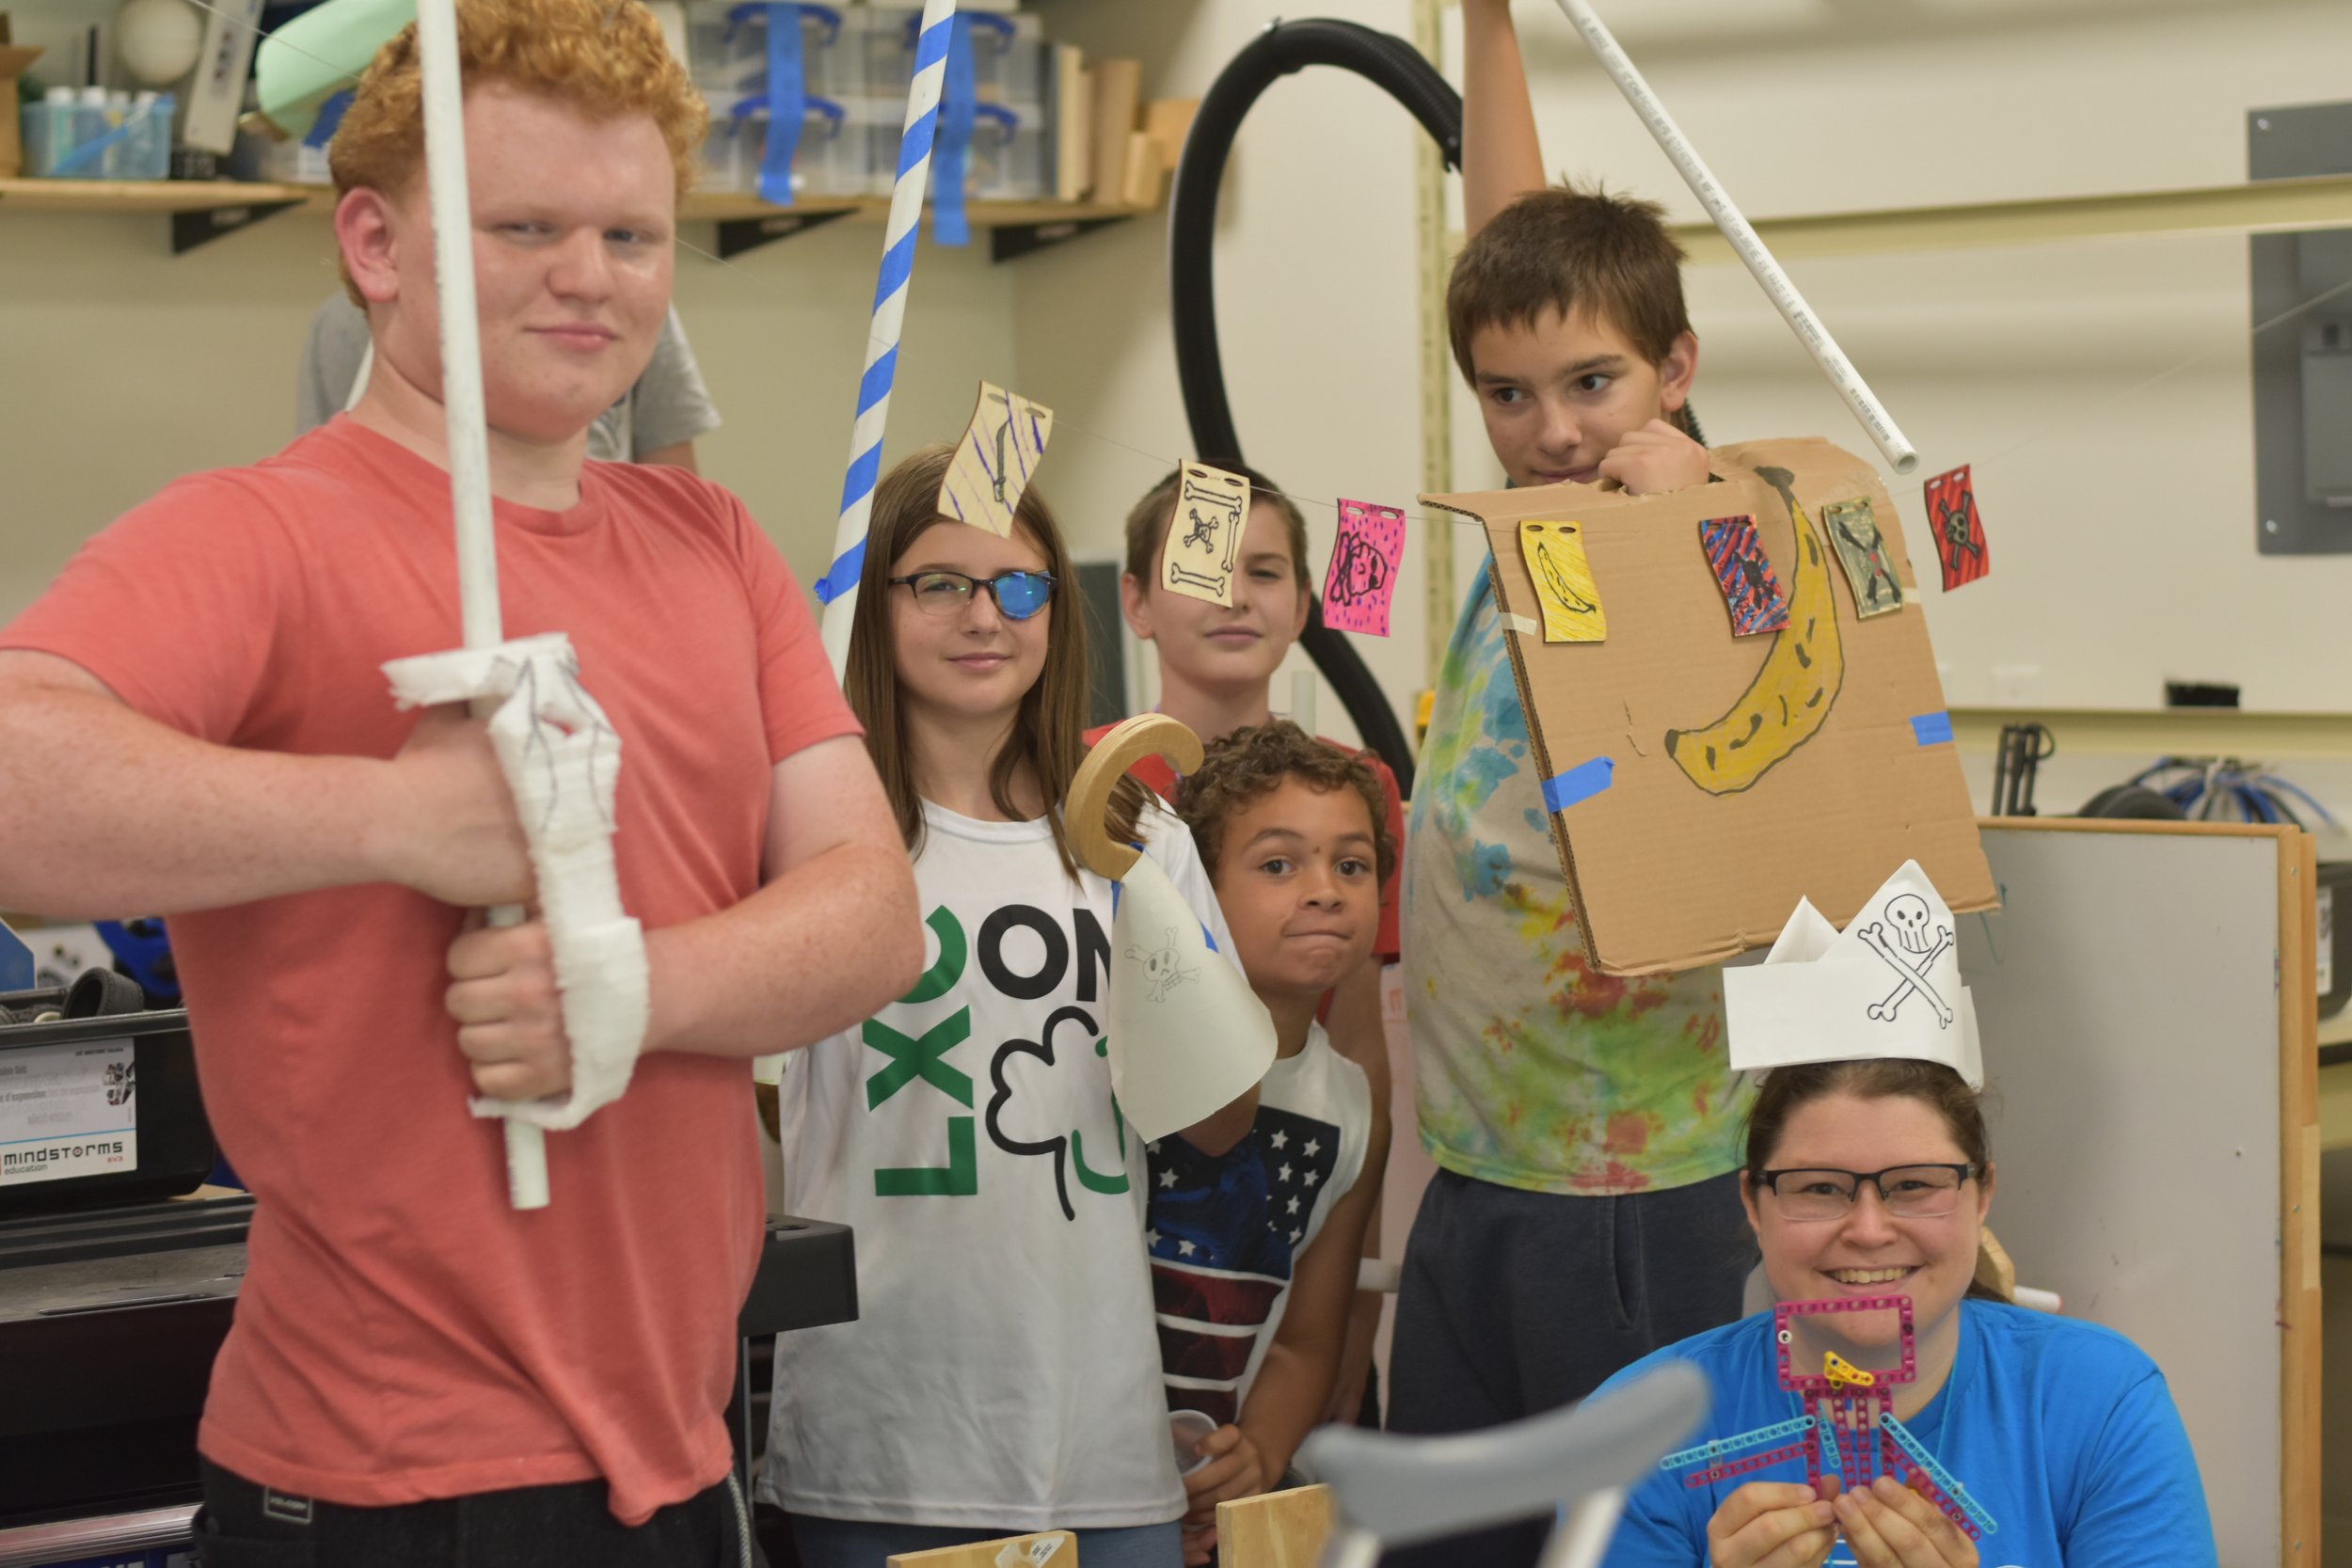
[1126,927,1198,1003]
[1856,894,1955,1027]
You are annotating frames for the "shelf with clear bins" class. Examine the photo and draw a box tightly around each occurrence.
[0,177,1157,258]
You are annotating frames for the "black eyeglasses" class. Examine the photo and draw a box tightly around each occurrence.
[1755,1164,1979,1222]
[888,569,1056,621]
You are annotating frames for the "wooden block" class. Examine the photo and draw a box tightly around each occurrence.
[1119,130,1166,210]
[1050,44,1090,202]
[888,1529,1077,1568]
[1216,1485,1333,1568]
[1085,57,1140,204]
[1973,1227,2017,1300]
[1139,97,1200,172]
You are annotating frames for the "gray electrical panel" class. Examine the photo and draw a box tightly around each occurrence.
[2251,101,2352,554]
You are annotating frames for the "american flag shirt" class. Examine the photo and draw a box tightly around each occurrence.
[1145,1022,1372,1424]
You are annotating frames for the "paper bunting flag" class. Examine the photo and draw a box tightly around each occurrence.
[1108,854,1277,1142]
[1159,462,1251,607]
[938,381,1055,539]
[1924,466,1989,592]
[1723,860,1983,1089]
[1820,497,1905,619]
[1697,515,1792,637]
[1321,499,1405,636]
[1517,520,1607,642]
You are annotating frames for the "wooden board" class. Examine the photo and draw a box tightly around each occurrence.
[1216,1485,1333,1568]
[888,1530,1075,1568]
[1961,819,2317,1566]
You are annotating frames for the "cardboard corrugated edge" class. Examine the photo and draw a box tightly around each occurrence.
[1424,436,1995,976]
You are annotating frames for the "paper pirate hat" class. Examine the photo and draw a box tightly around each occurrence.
[1723,861,1984,1089]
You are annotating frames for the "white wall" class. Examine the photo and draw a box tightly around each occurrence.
[0,205,1017,615]
[1465,0,2352,713]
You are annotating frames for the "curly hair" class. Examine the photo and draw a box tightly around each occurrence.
[328,0,706,304]
[1177,721,1396,889]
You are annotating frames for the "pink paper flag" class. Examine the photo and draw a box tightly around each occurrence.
[1321,499,1406,636]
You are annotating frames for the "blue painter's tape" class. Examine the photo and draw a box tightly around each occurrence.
[855,346,898,420]
[1540,756,1613,814]
[929,14,976,246]
[912,9,952,72]
[758,3,805,207]
[838,441,884,515]
[898,106,939,177]
[813,536,866,605]
[871,230,918,309]
[1911,711,1955,747]
[304,89,354,149]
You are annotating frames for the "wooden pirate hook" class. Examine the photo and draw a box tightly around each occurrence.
[1065,714,1203,880]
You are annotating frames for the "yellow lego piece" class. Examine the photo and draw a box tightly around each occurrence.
[1823,1351,1876,1389]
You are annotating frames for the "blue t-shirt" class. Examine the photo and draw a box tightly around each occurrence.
[1595,1302,2217,1568]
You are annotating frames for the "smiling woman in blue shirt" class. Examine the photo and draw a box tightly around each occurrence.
[1595,1058,2217,1568]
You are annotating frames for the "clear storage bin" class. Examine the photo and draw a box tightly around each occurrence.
[858,8,1041,104]
[22,89,175,179]
[970,11,1044,103]
[704,92,886,199]
[686,1,854,99]
[965,99,1044,201]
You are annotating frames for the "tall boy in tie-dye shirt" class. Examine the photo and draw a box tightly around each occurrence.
[1386,7,1756,1565]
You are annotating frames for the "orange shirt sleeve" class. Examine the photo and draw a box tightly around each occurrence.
[724,494,862,766]
[0,470,302,746]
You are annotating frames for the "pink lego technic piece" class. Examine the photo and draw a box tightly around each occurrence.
[1682,1441,1813,1489]
[1773,1294,1916,1394]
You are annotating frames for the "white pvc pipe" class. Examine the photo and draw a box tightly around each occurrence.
[1549,0,1919,477]
[818,0,961,677]
[412,0,548,1210]
[1538,1488,1626,1568]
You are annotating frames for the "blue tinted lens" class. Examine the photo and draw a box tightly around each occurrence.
[993,572,1051,620]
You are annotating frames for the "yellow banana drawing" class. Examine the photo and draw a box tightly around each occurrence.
[1664,467,1845,794]
[1518,521,1607,642]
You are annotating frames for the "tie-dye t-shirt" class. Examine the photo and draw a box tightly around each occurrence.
[1403,562,1752,1196]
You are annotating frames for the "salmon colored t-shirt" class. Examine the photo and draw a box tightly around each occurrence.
[0,419,859,1524]
[1080,721,1405,963]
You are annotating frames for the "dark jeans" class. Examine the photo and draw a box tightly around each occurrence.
[193,1458,766,1568]
[1380,1167,1756,1568]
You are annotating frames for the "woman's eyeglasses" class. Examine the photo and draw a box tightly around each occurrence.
[1755,1164,1978,1222]
[889,569,1056,622]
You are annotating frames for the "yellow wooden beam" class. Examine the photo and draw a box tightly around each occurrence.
[1948,706,2352,761]
[1414,0,1454,718]
[0,179,1156,230]
[1670,174,2352,264]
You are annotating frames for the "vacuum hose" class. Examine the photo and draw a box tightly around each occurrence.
[1168,20,1465,796]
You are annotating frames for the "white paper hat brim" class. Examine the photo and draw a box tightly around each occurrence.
[1722,861,1985,1090]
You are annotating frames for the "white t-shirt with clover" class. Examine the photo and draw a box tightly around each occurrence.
[762,798,1238,1530]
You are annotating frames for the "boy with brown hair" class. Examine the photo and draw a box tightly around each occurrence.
[1151,721,1394,1565]
[0,0,920,1558]
[1389,5,1756,1563]
[1090,464,1406,1424]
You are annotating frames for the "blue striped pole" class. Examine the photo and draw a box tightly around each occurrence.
[815,0,961,675]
